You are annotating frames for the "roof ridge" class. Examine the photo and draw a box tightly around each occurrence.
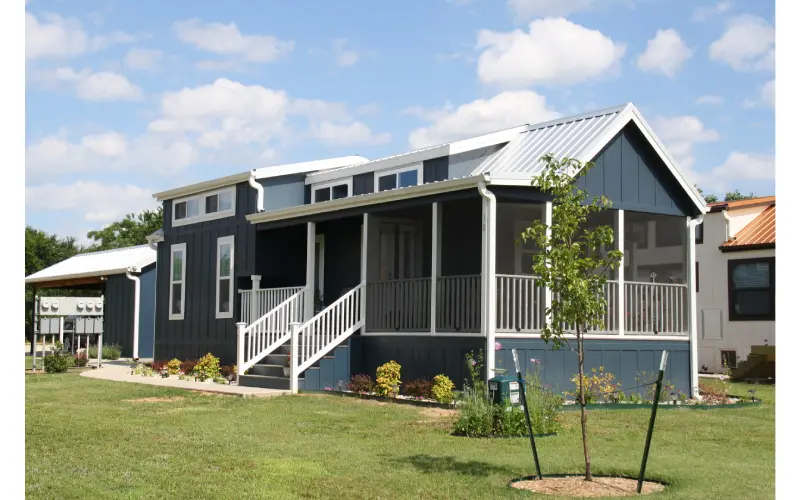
[525,103,630,132]
[75,244,152,257]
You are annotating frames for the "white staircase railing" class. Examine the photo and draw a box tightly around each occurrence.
[289,283,365,393]
[239,286,305,325]
[237,289,306,375]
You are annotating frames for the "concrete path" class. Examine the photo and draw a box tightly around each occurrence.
[80,360,288,398]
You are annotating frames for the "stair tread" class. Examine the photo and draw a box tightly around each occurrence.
[240,374,303,381]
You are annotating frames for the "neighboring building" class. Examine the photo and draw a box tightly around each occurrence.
[25,245,157,359]
[696,197,776,374]
[148,103,708,397]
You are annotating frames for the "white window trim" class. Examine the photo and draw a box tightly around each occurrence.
[374,163,423,193]
[215,235,235,319]
[172,187,236,227]
[169,243,187,320]
[311,178,353,203]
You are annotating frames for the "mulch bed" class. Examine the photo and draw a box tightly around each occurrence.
[510,476,665,497]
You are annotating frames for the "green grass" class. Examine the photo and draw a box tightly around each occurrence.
[26,373,774,500]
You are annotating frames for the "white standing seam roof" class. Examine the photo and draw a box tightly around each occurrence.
[25,245,157,285]
[472,104,626,176]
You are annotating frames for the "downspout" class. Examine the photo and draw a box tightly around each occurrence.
[477,176,497,383]
[721,209,732,241]
[687,214,704,399]
[147,238,159,360]
[248,170,265,212]
[126,266,141,360]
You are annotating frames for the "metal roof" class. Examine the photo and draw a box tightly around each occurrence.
[25,245,157,285]
[708,196,775,213]
[721,204,776,250]
[471,104,627,176]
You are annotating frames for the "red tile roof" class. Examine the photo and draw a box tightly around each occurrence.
[708,195,775,212]
[720,204,776,250]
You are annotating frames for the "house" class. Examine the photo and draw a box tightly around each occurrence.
[696,196,776,374]
[25,245,157,359]
[149,103,707,397]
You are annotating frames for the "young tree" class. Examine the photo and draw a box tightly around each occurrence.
[520,155,623,481]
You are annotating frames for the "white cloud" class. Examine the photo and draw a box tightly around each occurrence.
[637,29,692,78]
[332,38,362,67]
[407,90,559,149]
[476,18,626,88]
[699,152,775,192]
[310,121,391,146]
[651,115,720,175]
[690,1,731,22]
[709,14,774,71]
[26,181,157,225]
[88,30,137,51]
[34,67,143,101]
[743,79,775,109]
[695,94,725,105]
[506,0,596,21]
[172,19,294,63]
[25,12,87,59]
[124,47,163,70]
[355,103,381,115]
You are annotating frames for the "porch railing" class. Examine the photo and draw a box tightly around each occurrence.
[496,274,546,333]
[550,280,618,334]
[436,275,481,333]
[239,286,305,325]
[625,282,688,334]
[366,278,431,332]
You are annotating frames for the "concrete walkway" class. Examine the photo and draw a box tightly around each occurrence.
[80,360,288,398]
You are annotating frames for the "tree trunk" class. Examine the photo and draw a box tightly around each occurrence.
[577,329,592,481]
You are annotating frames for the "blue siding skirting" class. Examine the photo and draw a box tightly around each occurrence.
[301,339,352,391]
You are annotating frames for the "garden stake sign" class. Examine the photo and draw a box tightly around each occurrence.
[512,349,542,480]
[637,350,668,494]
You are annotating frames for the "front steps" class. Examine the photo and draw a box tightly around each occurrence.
[730,345,775,381]
[238,341,350,390]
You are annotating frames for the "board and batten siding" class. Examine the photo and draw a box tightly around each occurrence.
[103,263,156,358]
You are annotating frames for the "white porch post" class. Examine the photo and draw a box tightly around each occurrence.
[687,215,703,398]
[249,275,261,324]
[478,185,497,382]
[544,201,553,328]
[289,321,300,394]
[616,210,625,335]
[305,222,316,321]
[430,203,440,335]
[58,316,64,344]
[361,214,368,324]
[236,322,246,376]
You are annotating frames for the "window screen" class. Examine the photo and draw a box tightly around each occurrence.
[728,257,775,320]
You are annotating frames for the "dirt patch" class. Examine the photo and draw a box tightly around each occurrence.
[511,477,664,497]
[124,397,185,403]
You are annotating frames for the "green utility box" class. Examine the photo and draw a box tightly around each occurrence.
[488,375,522,406]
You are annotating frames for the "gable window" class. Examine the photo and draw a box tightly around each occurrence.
[375,164,423,192]
[312,179,352,203]
[169,243,187,320]
[216,236,234,319]
[728,257,775,321]
[172,187,236,227]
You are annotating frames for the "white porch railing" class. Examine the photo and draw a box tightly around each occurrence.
[436,275,481,333]
[625,282,688,334]
[239,286,305,325]
[291,283,365,392]
[237,289,306,375]
[496,274,546,333]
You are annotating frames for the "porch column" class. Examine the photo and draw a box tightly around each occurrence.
[687,215,702,398]
[305,222,316,321]
[361,214,368,323]
[430,202,440,335]
[616,210,625,335]
[480,189,497,381]
[249,275,261,324]
[544,201,553,328]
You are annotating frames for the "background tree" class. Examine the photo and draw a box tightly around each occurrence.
[694,185,718,204]
[521,155,623,481]
[724,189,756,202]
[86,206,163,250]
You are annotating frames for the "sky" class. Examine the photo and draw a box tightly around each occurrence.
[24,0,776,244]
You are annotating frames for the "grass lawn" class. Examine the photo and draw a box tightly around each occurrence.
[26,373,774,500]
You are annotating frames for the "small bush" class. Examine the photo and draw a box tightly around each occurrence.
[87,343,122,361]
[213,376,227,384]
[431,375,455,404]
[73,353,88,367]
[43,342,73,373]
[524,361,563,435]
[151,360,168,373]
[131,363,154,376]
[403,378,433,399]
[347,374,374,394]
[375,360,402,397]
[568,366,622,404]
[220,365,237,381]
[194,353,221,381]
[453,386,494,437]
[167,358,182,375]
[494,402,528,436]
[180,359,197,375]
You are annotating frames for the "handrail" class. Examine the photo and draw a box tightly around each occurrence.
[239,286,305,325]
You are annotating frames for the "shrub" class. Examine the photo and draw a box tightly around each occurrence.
[220,365,237,381]
[567,366,622,404]
[131,363,154,376]
[213,376,227,384]
[73,353,88,367]
[87,343,122,361]
[431,375,455,404]
[453,385,494,437]
[167,358,182,375]
[523,360,563,435]
[151,360,168,373]
[194,353,221,381]
[375,361,402,397]
[494,401,528,436]
[180,359,197,375]
[347,374,374,394]
[403,378,433,399]
[43,342,73,373]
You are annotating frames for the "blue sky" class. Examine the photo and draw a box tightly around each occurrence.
[25,0,775,243]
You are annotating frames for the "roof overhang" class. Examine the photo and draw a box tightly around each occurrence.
[25,269,124,287]
[152,172,251,202]
[719,243,776,253]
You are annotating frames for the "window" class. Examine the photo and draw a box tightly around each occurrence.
[172,187,236,226]
[169,243,187,320]
[311,179,351,203]
[728,257,775,321]
[216,236,234,319]
[375,164,423,192]
[720,350,738,369]
[695,221,704,244]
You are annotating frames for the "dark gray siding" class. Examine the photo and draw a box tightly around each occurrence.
[104,273,135,357]
[577,123,697,217]
[155,181,260,364]
[138,265,156,359]
[261,174,306,212]
[353,172,374,196]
